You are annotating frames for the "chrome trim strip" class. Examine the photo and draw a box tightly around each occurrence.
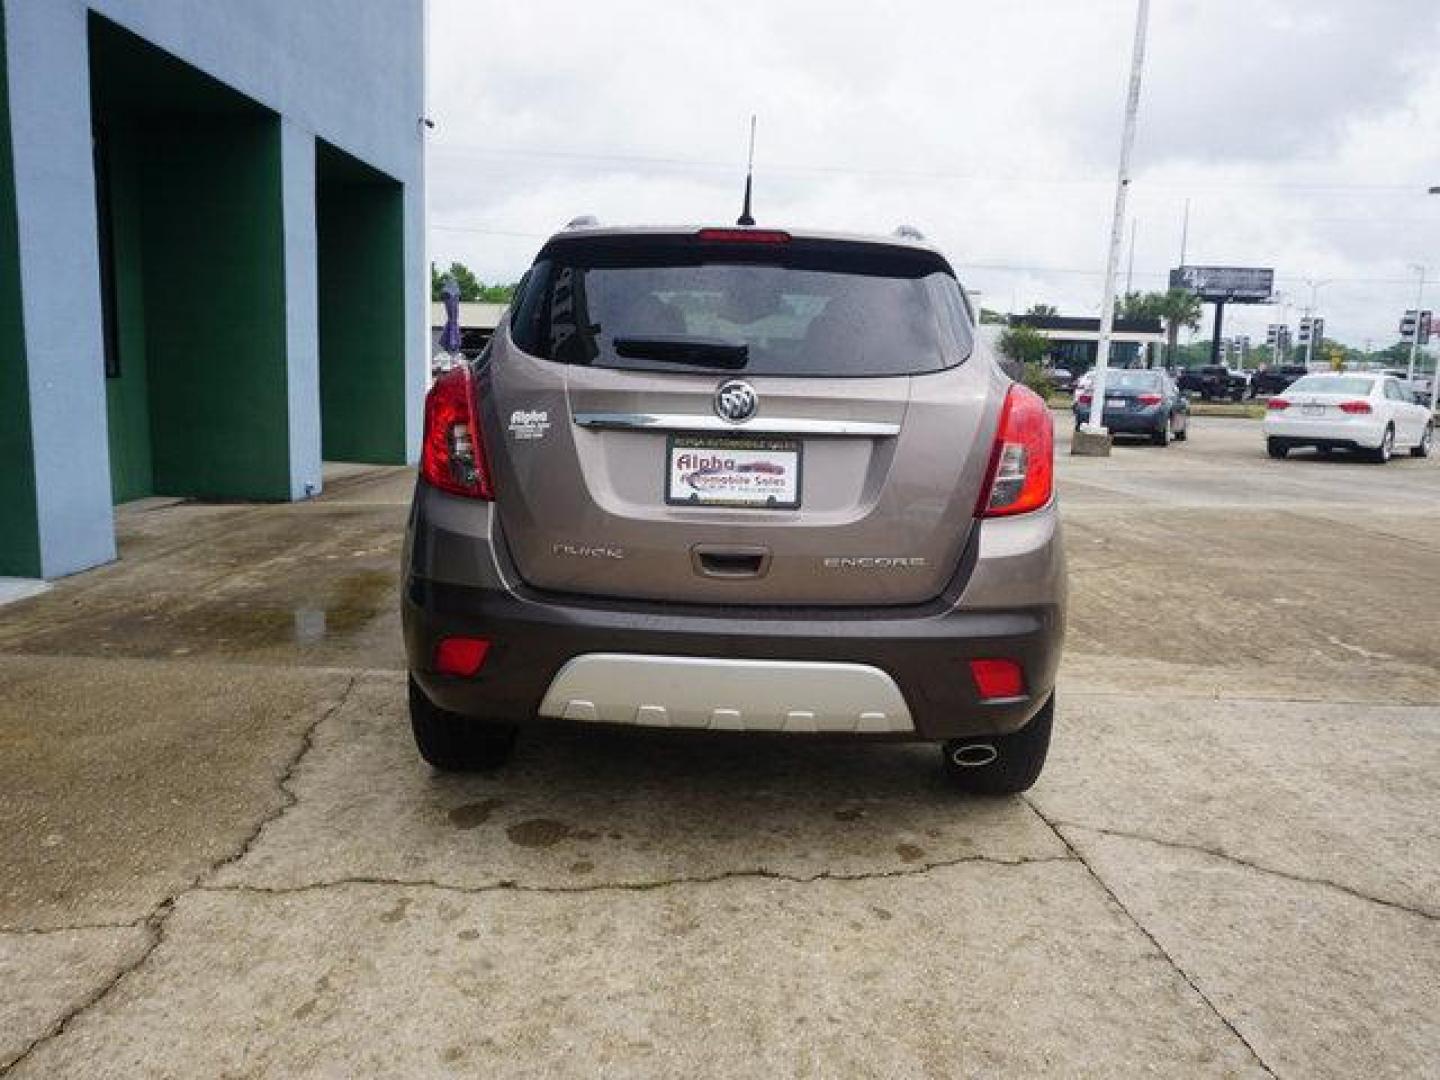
[572,412,901,436]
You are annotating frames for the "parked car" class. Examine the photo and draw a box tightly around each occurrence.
[1177,365,1249,401]
[1264,373,1434,463]
[1073,368,1189,445]
[402,223,1067,793]
[1247,364,1309,398]
[1043,366,1074,393]
[1374,369,1431,405]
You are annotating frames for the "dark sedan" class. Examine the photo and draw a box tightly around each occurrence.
[1074,369,1190,446]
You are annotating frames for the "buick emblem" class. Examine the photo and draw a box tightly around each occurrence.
[714,380,758,423]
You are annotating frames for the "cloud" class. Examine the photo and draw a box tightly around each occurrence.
[427,0,1440,348]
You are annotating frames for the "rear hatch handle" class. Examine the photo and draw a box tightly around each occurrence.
[691,545,772,579]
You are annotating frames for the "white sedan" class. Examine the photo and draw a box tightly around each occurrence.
[1263,372,1434,463]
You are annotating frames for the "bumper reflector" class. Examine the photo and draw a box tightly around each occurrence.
[434,636,491,677]
[970,658,1025,701]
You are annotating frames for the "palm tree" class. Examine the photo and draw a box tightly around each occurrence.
[1155,288,1203,367]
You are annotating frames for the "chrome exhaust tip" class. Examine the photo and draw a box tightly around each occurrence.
[948,742,998,768]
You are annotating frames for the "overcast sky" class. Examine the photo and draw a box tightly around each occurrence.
[427,0,1440,352]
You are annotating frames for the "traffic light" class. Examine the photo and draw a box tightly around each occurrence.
[1403,310,1433,344]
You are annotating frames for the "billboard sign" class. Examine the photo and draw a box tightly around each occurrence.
[1169,265,1275,303]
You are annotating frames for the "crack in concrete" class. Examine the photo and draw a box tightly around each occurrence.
[0,917,150,937]
[1051,820,1439,922]
[196,852,1080,901]
[0,904,168,1076]
[200,675,359,887]
[0,677,359,1078]
[1023,797,1279,1079]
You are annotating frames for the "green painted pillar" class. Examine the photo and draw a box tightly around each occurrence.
[0,5,40,577]
[317,143,408,464]
[138,115,292,500]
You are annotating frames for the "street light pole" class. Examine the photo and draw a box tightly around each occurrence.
[1302,279,1328,370]
[1406,265,1425,384]
[1086,0,1151,436]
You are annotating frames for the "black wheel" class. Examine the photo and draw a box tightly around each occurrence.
[942,695,1054,796]
[1266,437,1289,459]
[1150,417,1171,446]
[1368,425,1395,465]
[408,676,517,771]
[1412,423,1434,458]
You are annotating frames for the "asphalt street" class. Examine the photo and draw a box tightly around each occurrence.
[1,418,1436,1077]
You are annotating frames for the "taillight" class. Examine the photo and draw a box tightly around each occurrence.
[977,384,1054,518]
[1267,398,1290,411]
[1076,393,1093,405]
[421,366,493,499]
[1339,400,1372,414]
[695,227,791,244]
[1138,393,1162,406]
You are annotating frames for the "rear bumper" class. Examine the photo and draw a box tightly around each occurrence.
[1263,417,1383,448]
[1072,406,1167,433]
[403,491,1066,742]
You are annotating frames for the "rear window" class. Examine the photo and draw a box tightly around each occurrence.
[508,235,971,377]
[1287,376,1374,396]
[1104,370,1163,390]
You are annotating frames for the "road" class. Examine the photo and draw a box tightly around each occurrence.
[2,418,1437,1077]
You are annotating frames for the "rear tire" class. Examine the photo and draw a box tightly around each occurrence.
[1412,423,1433,458]
[1267,438,1289,459]
[942,695,1054,796]
[1368,425,1395,464]
[408,676,517,772]
[1150,418,1171,447]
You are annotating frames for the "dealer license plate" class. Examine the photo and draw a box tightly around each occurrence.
[666,434,802,509]
[1106,397,1126,408]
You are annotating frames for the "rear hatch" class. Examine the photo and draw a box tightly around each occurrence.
[478,229,999,606]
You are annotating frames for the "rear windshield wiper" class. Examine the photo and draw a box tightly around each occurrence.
[613,336,749,369]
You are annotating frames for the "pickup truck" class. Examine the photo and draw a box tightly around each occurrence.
[1177,365,1249,401]
[1247,364,1309,398]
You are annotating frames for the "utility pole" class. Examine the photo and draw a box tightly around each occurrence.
[1125,217,1137,295]
[1406,264,1425,384]
[1178,198,1190,268]
[1302,279,1328,370]
[1083,0,1151,442]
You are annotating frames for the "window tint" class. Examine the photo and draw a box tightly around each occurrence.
[1105,370,1163,390]
[1287,376,1374,396]
[508,238,970,378]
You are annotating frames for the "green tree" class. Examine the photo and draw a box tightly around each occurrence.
[998,324,1051,367]
[1153,288,1203,366]
[429,262,520,304]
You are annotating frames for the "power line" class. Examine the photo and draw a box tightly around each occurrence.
[430,142,1430,195]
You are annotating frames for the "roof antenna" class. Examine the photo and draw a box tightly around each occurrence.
[737,115,757,226]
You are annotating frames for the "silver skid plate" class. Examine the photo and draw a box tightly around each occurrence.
[537,653,914,733]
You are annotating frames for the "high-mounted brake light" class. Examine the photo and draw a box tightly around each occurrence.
[1339,400,1372,414]
[420,366,494,499]
[1267,398,1290,411]
[695,227,791,244]
[977,384,1054,518]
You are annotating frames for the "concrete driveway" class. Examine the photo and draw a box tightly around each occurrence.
[2,420,1437,1077]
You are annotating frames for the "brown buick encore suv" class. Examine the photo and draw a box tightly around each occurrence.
[402,222,1065,794]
